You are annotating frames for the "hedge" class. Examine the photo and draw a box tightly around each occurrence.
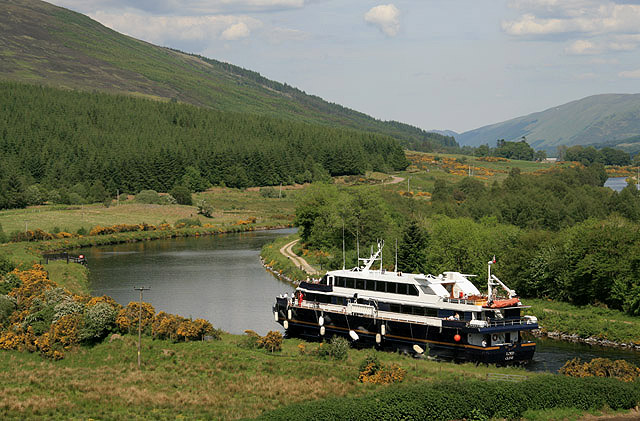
[258,375,640,420]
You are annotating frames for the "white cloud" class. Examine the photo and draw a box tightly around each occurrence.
[89,11,261,44]
[503,1,640,54]
[619,68,640,78]
[565,39,598,54]
[221,22,251,40]
[364,4,400,37]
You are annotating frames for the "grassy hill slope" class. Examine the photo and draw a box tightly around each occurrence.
[0,0,455,151]
[457,94,640,152]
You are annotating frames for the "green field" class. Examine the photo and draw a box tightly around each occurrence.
[0,187,297,235]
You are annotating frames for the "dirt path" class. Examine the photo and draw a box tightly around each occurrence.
[279,239,320,276]
[383,175,404,185]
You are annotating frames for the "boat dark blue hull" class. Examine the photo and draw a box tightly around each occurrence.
[274,297,536,365]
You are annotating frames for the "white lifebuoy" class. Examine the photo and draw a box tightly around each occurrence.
[284,320,289,330]
[375,333,381,344]
[274,311,278,322]
[318,316,324,326]
[287,309,292,320]
[320,326,325,336]
[380,324,386,336]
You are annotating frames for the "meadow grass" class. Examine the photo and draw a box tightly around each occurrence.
[525,299,640,344]
[0,332,537,420]
[0,186,298,235]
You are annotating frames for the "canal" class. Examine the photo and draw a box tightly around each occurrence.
[80,228,640,373]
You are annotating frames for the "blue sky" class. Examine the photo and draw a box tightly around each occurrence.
[49,0,640,133]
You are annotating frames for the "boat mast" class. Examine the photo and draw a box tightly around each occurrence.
[394,238,398,273]
[487,256,494,299]
[342,222,345,270]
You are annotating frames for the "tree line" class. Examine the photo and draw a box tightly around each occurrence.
[0,82,409,209]
[294,166,640,315]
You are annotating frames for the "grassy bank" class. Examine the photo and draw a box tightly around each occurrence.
[1,332,638,420]
[526,299,640,345]
[1,221,291,293]
[260,234,309,283]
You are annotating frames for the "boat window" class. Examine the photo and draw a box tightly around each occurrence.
[356,278,365,290]
[326,276,333,286]
[412,306,424,316]
[375,280,386,292]
[335,277,345,288]
[365,280,376,291]
[345,277,355,289]
[397,283,408,295]
[425,308,438,317]
[408,285,419,296]
[386,282,397,294]
[418,284,435,295]
[401,305,413,315]
[389,303,400,313]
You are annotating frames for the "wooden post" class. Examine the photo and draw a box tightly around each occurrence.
[134,286,150,369]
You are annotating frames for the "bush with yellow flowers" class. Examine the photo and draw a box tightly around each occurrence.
[358,353,406,384]
[560,358,640,382]
[115,301,156,334]
[0,265,222,359]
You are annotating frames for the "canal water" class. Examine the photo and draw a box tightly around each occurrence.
[80,228,640,373]
[80,228,296,336]
[604,176,637,192]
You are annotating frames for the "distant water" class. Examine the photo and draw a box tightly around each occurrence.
[79,229,296,335]
[604,176,634,192]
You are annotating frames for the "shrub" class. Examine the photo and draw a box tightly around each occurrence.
[197,199,214,218]
[241,329,261,349]
[258,330,283,352]
[52,314,82,348]
[0,255,14,275]
[152,311,184,341]
[53,299,85,323]
[316,336,349,360]
[174,218,201,228]
[115,302,155,334]
[0,295,17,328]
[135,190,163,204]
[561,358,640,382]
[171,185,193,206]
[80,302,117,343]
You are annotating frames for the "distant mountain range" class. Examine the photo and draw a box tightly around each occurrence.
[0,0,454,151]
[456,94,640,153]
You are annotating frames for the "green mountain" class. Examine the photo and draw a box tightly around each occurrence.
[457,94,640,153]
[0,0,454,151]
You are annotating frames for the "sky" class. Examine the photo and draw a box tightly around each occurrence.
[48,0,640,133]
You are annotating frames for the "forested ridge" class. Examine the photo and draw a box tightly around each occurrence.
[1,0,455,153]
[0,82,408,208]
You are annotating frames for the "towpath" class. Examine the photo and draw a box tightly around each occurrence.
[280,239,320,276]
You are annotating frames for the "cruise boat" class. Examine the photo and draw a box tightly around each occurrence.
[273,242,538,364]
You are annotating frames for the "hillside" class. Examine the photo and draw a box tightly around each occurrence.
[0,0,454,151]
[457,94,640,152]
[0,81,409,210]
